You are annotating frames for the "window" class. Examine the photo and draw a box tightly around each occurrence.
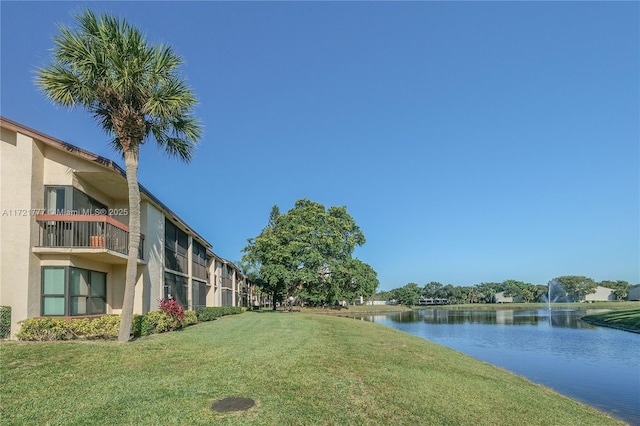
[44,186,107,215]
[222,264,234,290]
[164,219,177,270]
[192,241,207,280]
[42,267,106,316]
[222,288,233,306]
[70,269,106,315]
[45,187,71,214]
[164,218,188,273]
[192,280,207,310]
[73,188,107,215]
[42,267,66,315]
[164,272,188,309]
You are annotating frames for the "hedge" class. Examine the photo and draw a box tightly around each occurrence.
[17,311,197,341]
[131,309,197,338]
[195,306,242,322]
[16,307,240,341]
[16,316,121,341]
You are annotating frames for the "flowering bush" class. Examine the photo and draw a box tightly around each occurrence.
[159,298,185,330]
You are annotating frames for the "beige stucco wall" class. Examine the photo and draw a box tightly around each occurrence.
[43,147,106,184]
[140,201,164,313]
[1,131,45,338]
[187,236,192,310]
[209,260,222,306]
[42,148,116,211]
[74,177,115,213]
[111,199,130,227]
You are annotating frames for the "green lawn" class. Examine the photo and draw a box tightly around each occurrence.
[1,312,625,425]
[301,304,411,314]
[581,308,640,333]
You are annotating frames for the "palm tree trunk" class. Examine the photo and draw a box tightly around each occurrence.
[118,146,141,342]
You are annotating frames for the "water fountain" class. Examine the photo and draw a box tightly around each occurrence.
[541,280,572,327]
[542,279,569,310]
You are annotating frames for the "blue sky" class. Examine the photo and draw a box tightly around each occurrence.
[2,1,638,290]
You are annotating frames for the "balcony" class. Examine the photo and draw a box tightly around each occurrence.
[34,214,144,263]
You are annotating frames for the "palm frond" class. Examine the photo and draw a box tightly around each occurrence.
[36,8,201,158]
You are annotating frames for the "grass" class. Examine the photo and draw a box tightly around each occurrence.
[1,312,625,426]
[301,304,411,314]
[581,308,640,333]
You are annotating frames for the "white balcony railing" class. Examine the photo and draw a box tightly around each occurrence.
[35,214,144,260]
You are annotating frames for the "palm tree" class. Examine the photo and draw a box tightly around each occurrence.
[37,10,201,342]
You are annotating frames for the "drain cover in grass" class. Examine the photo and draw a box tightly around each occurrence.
[211,397,255,412]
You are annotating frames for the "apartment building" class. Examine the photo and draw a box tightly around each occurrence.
[0,117,256,338]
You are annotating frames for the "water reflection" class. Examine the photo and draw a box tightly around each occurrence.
[384,308,603,329]
[353,308,640,426]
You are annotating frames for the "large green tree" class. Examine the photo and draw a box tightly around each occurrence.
[242,199,375,306]
[530,285,550,303]
[37,10,201,342]
[503,280,532,301]
[423,281,446,299]
[325,258,379,303]
[390,283,422,306]
[551,276,597,301]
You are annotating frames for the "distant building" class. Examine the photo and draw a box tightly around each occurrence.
[366,299,397,306]
[628,286,640,301]
[417,297,448,305]
[584,286,616,302]
[493,291,523,303]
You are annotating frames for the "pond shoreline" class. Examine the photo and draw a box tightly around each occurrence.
[581,308,640,334]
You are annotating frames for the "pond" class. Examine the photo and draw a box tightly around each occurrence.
[353,308,640,425]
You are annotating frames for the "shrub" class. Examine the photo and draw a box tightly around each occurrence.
[132,314,144,338]
[66,318,93,338]
[141,311,175,335]
[89,315,120,339]
[17,318,68,341]
[195,306,242,322]
[195,307,220,322]
[0,306,11,339]
[16,316,121,341]
[184,310,197,326]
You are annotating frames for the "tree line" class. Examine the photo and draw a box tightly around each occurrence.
[379,277,635,306]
